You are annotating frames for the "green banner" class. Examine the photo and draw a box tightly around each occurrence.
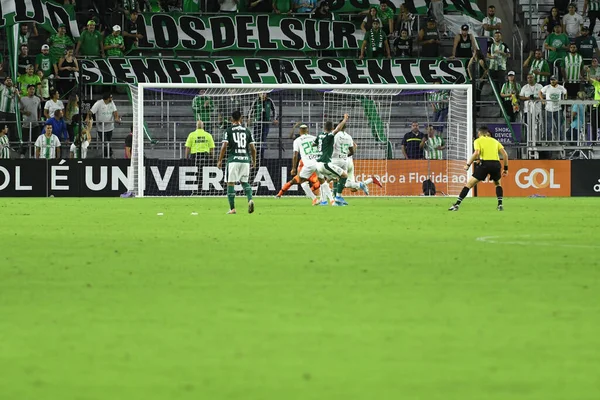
[0,0,80,37]
[136,13,362,52]
[80,57,469,85]
[329,0,483,19]
[412,0,483,19]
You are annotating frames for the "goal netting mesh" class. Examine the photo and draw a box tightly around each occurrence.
[129,84,471,198]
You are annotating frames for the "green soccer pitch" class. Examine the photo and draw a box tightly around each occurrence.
[1,197,599,399]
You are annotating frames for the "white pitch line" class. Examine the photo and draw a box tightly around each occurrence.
[476,235,600,249]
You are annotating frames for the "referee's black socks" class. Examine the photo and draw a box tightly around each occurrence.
[455,186,470,205]
[496,186,503,205]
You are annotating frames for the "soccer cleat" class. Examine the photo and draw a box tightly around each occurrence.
[332,201,346,207]
[319,200,329,206]
[448,205,459,211]
[248,200,255,214]
[335,196,348,205]
[360,181,370,196]
[227,209,237,214]
[312,198,320,206]
[497,204,504,211]
[371,175,383,188]
[274,194,281,199]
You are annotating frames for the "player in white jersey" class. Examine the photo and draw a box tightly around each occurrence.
[329,120,383,204]
[275,125,321,199]
[329,129,367,204]
[291,124,321,205]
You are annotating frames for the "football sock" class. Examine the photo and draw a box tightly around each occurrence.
[311,179,320,191]
[242,182,253,201]
[321,183,334,202]
[278,176,300,196]
[278,182,292,196]
[364,177,373,185]
[496,186,503,205]
[227,185,235,210]
[345,180,360,189]
[336,178,347,196]
[301,181,316,200]
[455,186,470,205]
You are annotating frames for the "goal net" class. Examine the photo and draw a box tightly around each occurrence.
[129,84,472,198]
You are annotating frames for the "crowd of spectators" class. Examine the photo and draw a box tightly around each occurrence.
[7,1,596,159]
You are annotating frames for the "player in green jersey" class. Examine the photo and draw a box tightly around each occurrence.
[217,110,257,215]
[315,114,349,206]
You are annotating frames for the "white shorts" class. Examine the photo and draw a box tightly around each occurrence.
[227,162,250,183]
[299,162,318,179]
[317,161,345,180]
[347,158,354,181]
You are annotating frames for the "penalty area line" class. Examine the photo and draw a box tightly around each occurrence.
[476,235,600,249]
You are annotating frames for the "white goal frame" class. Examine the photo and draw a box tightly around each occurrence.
[133,83,474,198]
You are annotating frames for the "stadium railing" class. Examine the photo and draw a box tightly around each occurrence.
[523,99,599,158]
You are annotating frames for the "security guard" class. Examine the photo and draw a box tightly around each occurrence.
[185,120,215,164]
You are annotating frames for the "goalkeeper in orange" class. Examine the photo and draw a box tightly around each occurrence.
[275,124,321,199]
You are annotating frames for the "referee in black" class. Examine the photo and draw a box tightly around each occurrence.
[449,126,509,211]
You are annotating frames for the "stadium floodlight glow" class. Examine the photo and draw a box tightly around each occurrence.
[129,83,473,198]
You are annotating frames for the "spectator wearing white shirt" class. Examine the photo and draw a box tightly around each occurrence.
[539,76,568,142]
[219,0,238,12]
[481,6,502,43]
[562,3,584,38]
[87,92,121,158]
[44,89,63,119]
[519,74,544,142]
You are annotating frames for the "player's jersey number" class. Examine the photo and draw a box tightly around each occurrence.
[338,143,350,158]
[302,141,318,159]
[233,132,247,148]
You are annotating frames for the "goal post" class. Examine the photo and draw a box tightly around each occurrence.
[130,83,473,198]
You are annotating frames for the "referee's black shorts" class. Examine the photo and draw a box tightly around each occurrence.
[472,160,502,182]
[191,152,210,165]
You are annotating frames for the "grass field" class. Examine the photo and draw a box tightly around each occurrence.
[1,197,599,400]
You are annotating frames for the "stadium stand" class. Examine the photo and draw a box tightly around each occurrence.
[1,0,599,161]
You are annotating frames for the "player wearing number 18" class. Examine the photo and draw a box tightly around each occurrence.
[217,110,257,215]
[448,126,509,211]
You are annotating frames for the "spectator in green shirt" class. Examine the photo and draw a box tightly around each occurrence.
[544,24,570,76]
[18,23,38,47]
[48,24,75,65]
[273,0,291,14]
[75,20,104,58]
[377,1,395,35]
[500,71,521,122]
[360,1,394,34]
[104,25,125,57]
[359,19,391,60]
[35,44,55,79]
[192,89,214,124]
[17,65,41,96]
